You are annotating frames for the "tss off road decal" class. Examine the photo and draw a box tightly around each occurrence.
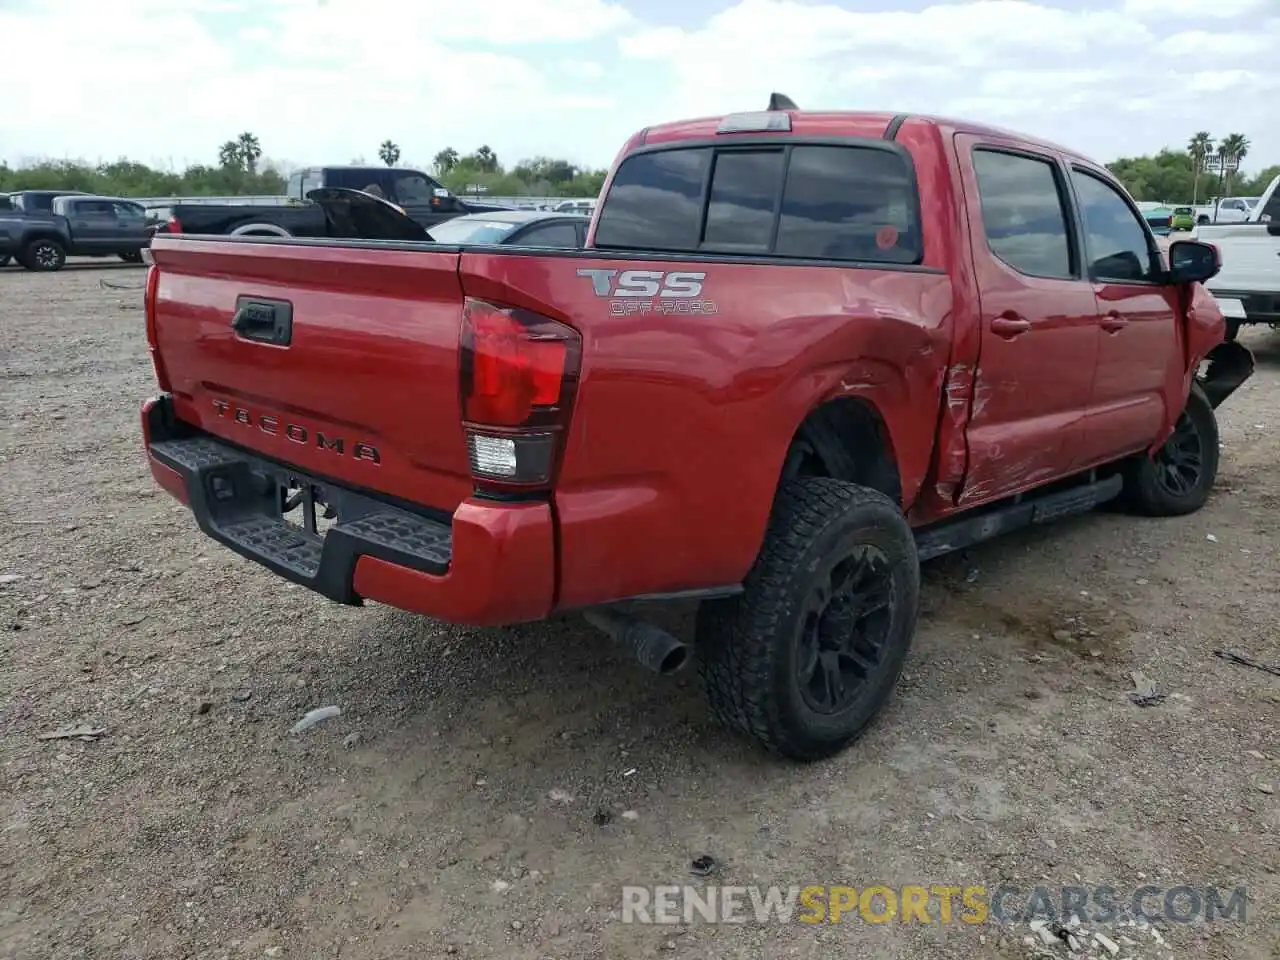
[577,268,719,316]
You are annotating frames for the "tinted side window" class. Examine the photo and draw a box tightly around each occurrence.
[594,148,710,251]
[1071,169,1157,282]
[704,150,784,248]
[516,222,581,248]
[300,169,324,196]
[26,194,54,212]
[113,202,144,219]
[775,146,921,263]
[972,150,1073,279]
[72,200,114,216]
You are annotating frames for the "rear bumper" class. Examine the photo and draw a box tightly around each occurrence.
[1208,289,1280,325]
[141,395,555,626]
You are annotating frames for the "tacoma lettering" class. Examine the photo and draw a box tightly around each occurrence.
[211,399,380,463]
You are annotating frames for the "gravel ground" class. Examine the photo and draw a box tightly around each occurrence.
[1,260,1278,960]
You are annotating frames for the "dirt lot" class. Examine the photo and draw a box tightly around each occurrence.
[1,261,1278,960]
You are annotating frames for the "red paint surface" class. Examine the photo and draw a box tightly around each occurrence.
[145,110,1224,623]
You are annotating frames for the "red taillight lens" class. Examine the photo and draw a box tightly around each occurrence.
[461,299,577,427]
[144,265,171,391]
[459,298,581,489]
[167,214,182,234]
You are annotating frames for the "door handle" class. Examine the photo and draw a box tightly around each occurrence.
[1100,312,1128,333]
[990,315,1031,338]
[231,296,293,345]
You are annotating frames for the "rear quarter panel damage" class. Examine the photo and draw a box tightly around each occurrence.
[459,252,955,609]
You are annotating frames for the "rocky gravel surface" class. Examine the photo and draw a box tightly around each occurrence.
[1,261,1277,959]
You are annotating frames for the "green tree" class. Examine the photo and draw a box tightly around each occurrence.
[378,140,401,166]
[237,132,262,176]
[217,140,241,170]
[432,147,459,175]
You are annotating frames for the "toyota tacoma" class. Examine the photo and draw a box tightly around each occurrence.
[139,96,1253,760]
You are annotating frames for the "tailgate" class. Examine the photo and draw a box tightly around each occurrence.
[148,238,473,513]
[1205,230,1280,297]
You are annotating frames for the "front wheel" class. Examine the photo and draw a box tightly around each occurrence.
[21,238,66,272]
[1122,385,1219,517]
[697,478,920,761]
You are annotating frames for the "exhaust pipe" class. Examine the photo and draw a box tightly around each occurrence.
[584,608,690,675]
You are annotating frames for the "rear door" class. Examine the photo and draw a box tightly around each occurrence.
[1066,166,1182,464]
[954,135,1102,504]
[65,199,117,253]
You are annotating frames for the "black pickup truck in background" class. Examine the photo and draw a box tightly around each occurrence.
[161,164,512,239]
[0,194,151,271]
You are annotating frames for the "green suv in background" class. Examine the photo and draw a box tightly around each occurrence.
[1170,206,1196,232]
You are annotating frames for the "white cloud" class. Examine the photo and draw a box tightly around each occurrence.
[0,0,1276,181]
[1123,0,1269,19]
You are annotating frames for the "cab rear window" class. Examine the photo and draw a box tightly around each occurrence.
[594,142,922,265]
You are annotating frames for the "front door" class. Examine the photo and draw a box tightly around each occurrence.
[1067,166,1182,465]
[953,136,1102,507]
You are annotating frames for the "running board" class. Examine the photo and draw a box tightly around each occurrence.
[915,473,1124,562]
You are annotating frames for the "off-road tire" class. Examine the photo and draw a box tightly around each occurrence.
[1224,320,1240,342]
[696,478,920,761]
[21,238,66,272]
[1122,384,1219,517]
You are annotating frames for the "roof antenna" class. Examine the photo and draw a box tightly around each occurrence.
[768,92,798,110]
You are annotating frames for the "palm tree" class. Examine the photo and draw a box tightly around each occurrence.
[217,140,241,171]
[378,140,401,166]
[236,132,262,176]
[472,145,498,173]
[1220,133,1250,194]
[1187,132,1213,205]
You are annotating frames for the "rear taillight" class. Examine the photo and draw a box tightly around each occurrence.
[459,298,581,491]
[144,264,171,392]
[167,214,182,234]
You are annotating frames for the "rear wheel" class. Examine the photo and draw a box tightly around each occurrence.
[697,478,920,761]
[21,238,66,272]
[1122,385,1219,516]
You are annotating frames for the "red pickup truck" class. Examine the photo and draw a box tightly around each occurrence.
[140,98,1254,761]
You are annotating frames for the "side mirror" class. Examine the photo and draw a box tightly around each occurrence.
[1168,240,1220,285]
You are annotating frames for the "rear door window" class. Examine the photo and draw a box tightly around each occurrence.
[971,149,1074,279]
[774,145,920,263]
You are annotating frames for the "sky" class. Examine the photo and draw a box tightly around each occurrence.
[1,0,1277,176]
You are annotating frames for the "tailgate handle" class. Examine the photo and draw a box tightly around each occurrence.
[232,297,293,346]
